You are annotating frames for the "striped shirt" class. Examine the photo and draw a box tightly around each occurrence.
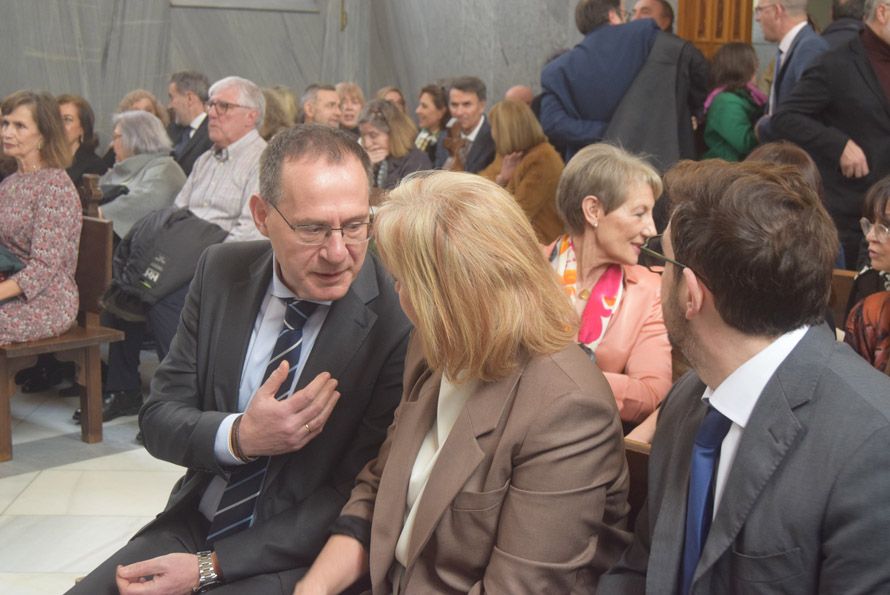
[174,129,266,243]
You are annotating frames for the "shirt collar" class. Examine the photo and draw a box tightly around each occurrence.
[270,254,332,306]
[189,112,206,130]
[703,326,809,429]
[779,21,807,54]
[215,128,262,159]
[461,115,486,142]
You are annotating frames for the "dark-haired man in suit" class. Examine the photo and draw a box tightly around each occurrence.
[434,76,496,174]
[168,70,213,176]
[69,125,411,594]
[600,159,890,594]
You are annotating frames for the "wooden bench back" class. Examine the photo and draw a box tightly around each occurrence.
[830,268,857,329]
[78,173,103,217]
[624,438,651,532]
[75,217,113,320]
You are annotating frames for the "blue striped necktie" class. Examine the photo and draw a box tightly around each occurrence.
[680,405,732,595]
[206,298,318,544]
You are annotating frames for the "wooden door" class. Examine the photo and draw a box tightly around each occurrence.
[677,0,752,58]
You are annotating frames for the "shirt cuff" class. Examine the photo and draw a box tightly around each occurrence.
[214,413,243,466]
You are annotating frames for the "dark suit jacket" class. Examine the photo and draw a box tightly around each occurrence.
[600,325,890,594]
[772,35,890,231]
[174,117,213,176]
[138,240,411,583]
[340,339,630,593]
[540,19,658,161]
[821,16,864,50]
[756,24,828,141]
[433,117,496,174]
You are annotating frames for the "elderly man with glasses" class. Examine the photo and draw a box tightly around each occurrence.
[69,125,411,595]
[90,76,271,424]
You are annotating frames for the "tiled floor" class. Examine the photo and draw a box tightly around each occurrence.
[0,356,182,595]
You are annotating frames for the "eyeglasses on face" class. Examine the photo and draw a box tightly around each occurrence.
[204,100,252,115]
[861,217,890,243]
[270,202,371,246]
[640,234,688,270]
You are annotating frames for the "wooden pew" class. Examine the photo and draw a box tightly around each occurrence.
[830,268,857,329]
[624,438,651,532]
[0,217,124,461]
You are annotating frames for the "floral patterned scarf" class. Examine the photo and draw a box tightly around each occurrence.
[551,235,624,351]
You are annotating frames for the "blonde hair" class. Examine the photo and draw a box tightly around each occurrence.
[336,82,365,105]
[117,89,169,127]
[489,99,547,155]
[557,143,663,235]
[358,99,417,158]
[375,171,578,381]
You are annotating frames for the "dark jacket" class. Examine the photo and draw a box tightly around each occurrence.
[377,147,432,190]
[822,17,865,50]
[173,117,213,176]
[66,144,108,188]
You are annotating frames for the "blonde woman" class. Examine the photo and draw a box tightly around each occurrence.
[295,171,629,594]
[336,81,365,136]
[480,99,565,244]
[358,99,431,190]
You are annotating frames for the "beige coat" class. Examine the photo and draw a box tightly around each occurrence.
[340,339,630,594]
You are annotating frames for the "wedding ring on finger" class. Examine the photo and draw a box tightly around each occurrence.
[304,422,313,434]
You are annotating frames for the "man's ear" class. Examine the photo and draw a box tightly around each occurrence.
[682,266,705,320]
[608,8,624,25]
[249,195,270,238]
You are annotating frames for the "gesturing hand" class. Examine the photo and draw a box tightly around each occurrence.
[238,366,341,457]
[115,553,198,595]
[366,146,388,165]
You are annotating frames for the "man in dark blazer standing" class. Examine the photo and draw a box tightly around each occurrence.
[433,76,495,174]
[168,70,213,176]
[754,0,828,142]
[773,1,890,268]
[68,126,411,594]
[600,160,890,594]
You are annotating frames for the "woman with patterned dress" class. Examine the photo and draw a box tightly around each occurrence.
[550,143,672,427]
[0,91,82,344]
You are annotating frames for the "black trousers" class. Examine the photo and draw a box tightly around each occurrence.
[65,509,307,594]
[105,284,190,392]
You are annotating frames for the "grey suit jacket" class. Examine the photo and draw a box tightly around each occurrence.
[600,325,890,594]
[138,240,411,583]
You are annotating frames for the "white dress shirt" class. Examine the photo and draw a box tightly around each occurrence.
[703,325,808,516]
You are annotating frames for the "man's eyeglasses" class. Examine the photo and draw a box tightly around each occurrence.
[860,217,890,243]
[205,100,253,115]
[640,234,688,270]
[270,202,371,246]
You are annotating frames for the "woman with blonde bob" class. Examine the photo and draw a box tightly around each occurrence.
[358,98,431,190]
[295,172,629,595]
[551,143,672,427]
[480,99,565,244]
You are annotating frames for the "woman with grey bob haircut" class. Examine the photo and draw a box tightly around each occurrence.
[98,111,187,238]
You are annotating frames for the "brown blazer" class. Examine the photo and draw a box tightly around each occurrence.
[339,338,630,594]
[480,142,565,244]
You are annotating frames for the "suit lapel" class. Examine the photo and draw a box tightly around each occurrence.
[693,328,830,586]
[775,25,810,88]
[369,368,440,587]
[403,364,522,569]
[211,246,273,413]
[646,383,706,593]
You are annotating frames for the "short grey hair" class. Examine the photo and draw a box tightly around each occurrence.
[209,76,265,129]
[865,0,890,18]
[779,0,809,16]
[170,70,210,101]
[259,124,371,206]
[113,110,172,156]
[556,143,663,235]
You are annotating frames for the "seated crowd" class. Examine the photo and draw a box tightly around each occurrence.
[0,0,889,593]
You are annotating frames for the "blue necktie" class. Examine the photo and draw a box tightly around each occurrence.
[769,48,784,115]
[206,298,318,543]
[680,406,732,595]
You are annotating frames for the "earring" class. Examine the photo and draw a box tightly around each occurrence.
[592,220,598,229]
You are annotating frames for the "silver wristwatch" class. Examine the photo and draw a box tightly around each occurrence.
[193,550,221,593]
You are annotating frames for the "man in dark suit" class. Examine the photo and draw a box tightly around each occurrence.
[821,0,865,49]
[433,76,495,174]
[68,126,411,594]
[773,2,890,268]
[167,70,213,176]
[754,0,828,142]
[600,160,890,594]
